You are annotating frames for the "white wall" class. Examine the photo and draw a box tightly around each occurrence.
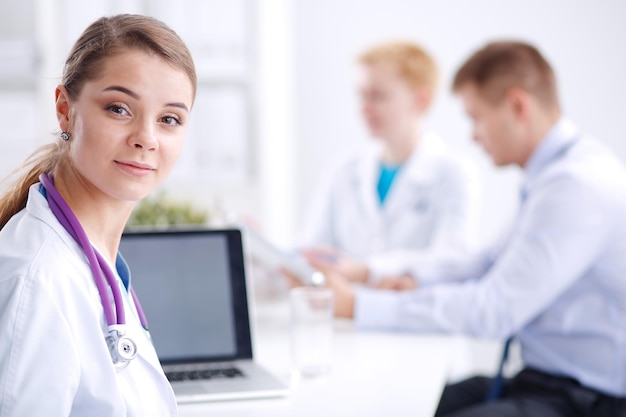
[286,0,626,247]
[2,1,626,249]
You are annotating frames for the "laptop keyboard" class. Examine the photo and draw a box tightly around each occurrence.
[165,364,245,382]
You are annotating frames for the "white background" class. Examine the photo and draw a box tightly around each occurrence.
[1,0,626,251]
[283,0,626,248]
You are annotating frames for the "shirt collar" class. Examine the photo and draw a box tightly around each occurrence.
[116,253,131,290]
[523,117,580,181]
[357,132,444,186]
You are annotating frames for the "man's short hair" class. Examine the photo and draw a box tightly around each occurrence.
[452,41,559,110]
[358,40,439,107]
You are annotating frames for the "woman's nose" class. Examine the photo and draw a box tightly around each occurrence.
[130,121,158,150]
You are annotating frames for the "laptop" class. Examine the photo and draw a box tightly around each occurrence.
[119,227,290,403]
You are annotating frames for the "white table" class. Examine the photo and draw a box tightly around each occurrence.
[179,296,453,417]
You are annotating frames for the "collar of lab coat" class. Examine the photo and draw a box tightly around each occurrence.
[355,131,448,189]
[25,183,168,380]
[353,132,448,219]
[28,183,85,252]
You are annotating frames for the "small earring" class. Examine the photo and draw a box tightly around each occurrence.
[61,131,70,142]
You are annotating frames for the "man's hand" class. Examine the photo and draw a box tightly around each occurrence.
[301,247,370,284]
[280,267,356,319]
[373,274,418,291]
[324,272,355,318]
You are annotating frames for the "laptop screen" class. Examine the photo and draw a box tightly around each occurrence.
[119,228,253,364]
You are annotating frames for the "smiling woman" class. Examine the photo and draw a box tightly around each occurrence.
[55,49,193,225]
[0,14,197,416]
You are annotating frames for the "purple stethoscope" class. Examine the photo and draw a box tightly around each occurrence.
[39,173,149,369]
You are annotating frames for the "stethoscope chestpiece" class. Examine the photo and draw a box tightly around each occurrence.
[106,326,138,370]
[40,174,148,370]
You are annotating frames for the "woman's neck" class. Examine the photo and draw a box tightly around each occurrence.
[381,124,422,165]
[52,170,135,265]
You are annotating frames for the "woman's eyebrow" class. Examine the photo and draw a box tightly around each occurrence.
[166,102,189,112]
[102,85,139,99]
[102,85,189,112]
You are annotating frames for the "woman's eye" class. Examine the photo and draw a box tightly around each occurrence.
[107,104,128,116]
[161,115,182,126]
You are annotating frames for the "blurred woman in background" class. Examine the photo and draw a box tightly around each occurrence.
[296,40,482,290]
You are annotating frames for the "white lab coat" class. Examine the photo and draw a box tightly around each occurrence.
[297,133,482,283]
[0,184,177,416]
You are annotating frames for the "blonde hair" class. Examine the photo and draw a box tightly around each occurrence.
[358,40,439,102]
[0,14,197,229]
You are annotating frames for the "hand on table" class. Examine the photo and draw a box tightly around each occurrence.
[373,274,418,291]
[301,247,369,284]
[280,267,356,319]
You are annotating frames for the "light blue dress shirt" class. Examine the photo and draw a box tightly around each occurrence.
[355,118,626,397]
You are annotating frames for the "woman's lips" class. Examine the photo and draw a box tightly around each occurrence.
[115,160,155,177]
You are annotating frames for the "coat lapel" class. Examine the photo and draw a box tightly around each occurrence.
[382,132,444,217]
[354,144,384,228]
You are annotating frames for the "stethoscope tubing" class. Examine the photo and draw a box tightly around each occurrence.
[39,173,147,330]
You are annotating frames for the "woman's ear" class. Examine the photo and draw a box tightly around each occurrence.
[413,88,433,114]
[55,85,71,132]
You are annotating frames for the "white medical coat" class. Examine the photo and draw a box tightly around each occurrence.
[297,133,482,283]
[0,184,177,416]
